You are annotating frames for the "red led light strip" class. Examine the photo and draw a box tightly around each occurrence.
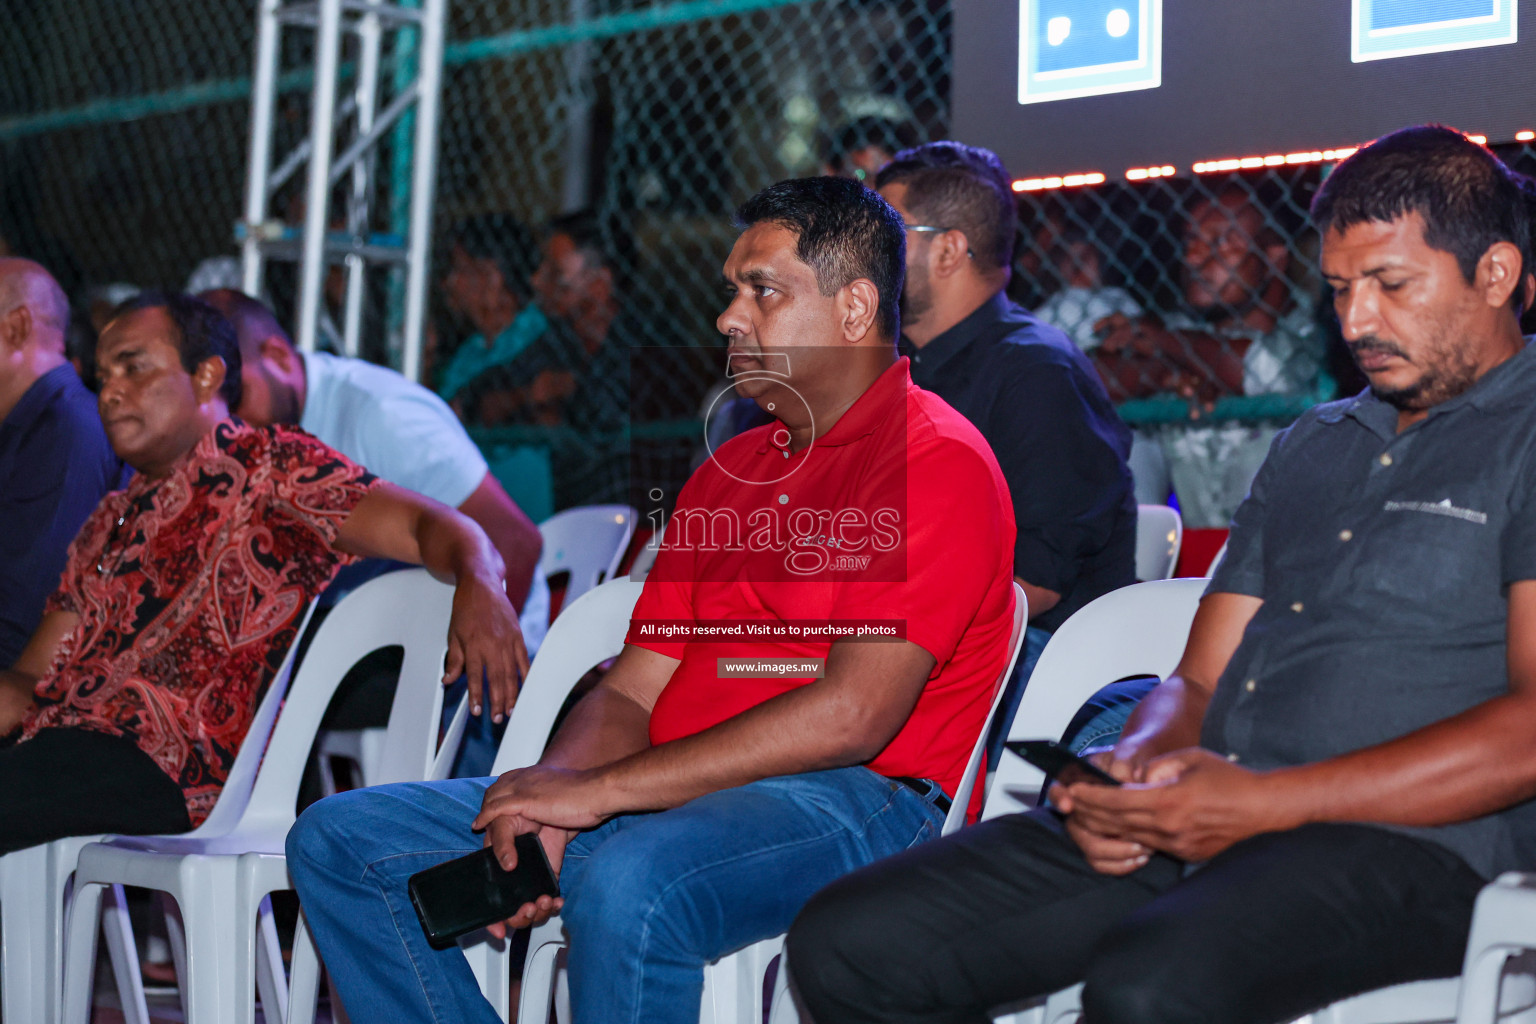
[1013,131,1529,193]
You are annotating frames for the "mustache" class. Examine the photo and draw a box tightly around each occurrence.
[1348,336,1409,360]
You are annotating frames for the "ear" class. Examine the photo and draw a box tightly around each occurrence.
[259,335,299,375]
[0,304,28,352]
[931,229,974,279]
[193,355,228,406]
[1478,241,1524,310]
[838,278,882,343]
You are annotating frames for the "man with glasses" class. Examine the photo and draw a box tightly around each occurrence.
[876,142,1137,768]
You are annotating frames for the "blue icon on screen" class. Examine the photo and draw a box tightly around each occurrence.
[1018,0,1162,105]
[1352,0,1516,62]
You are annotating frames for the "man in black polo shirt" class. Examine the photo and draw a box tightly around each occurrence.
[790,125,1536,1024]
[876,142,1136,767]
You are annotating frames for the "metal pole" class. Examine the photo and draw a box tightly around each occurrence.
[400,0,444,383]
[297,0,344,354]
[241,0,283,297]
[343,1,384,357]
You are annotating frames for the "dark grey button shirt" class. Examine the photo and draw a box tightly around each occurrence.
[1206,340,1536,879]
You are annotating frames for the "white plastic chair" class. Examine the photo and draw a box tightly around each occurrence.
[539,504,637,604]
[61,569,467,1024]
[313,504,632,798]
[1134,504,1183,581]
[986,577,1206,821]
[0,598,316,1024]
[482,582,1027,1024]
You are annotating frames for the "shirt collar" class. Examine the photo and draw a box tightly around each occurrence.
[900,291,1011,376]
[756,357,911,455]
[1332,337,1536,436]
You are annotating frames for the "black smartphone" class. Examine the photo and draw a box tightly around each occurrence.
[407,833,560,949]
[1005,739,1123,787]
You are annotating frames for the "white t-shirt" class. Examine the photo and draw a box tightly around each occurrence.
[299,351,550,645]
[301,351,488,507]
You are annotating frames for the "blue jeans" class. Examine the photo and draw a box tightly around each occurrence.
[287,767,946,1024]
[1060,675,1161,753]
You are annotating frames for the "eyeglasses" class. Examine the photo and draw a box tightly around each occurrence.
[903,224,974,259]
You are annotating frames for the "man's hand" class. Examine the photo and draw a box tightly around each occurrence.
[1062,748,1290,865]
[1049,749,1151,875]
[473,764,613,838]
[473,765,616,934]
[445,572,529,722]
[482,825,573,937]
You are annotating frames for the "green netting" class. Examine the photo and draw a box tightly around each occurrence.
[2,0,1532,522]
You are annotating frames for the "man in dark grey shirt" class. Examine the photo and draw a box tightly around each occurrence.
[787,125,1536,1024]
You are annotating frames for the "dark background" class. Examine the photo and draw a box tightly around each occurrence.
[954,0,1536,178]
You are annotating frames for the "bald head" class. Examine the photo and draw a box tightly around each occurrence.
[0,258,69,354]
[197,288,306,426]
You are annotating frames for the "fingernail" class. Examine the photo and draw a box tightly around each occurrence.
[493,713,504,723]
[472,704,482,716]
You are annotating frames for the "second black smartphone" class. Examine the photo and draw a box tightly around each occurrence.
[408,833,561,949]
[1005,739,1123,787]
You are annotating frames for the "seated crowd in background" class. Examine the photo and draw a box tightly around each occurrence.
[1,120,1534,1024]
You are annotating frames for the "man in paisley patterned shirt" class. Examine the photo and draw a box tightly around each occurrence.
[0,291,526,849]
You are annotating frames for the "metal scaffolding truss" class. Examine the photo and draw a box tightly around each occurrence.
[238,0,445,381]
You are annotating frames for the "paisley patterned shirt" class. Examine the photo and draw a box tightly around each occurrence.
[20,419,378,825]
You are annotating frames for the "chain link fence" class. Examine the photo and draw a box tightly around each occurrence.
[2,0,1532,524]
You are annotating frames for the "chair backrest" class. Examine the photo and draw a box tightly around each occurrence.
[940,582,1028,835]
[1206,539,1230,578]
[1134,504,1183,581]
[983,577,1207,820]
[538,505,638,605]
[190,598,318,837]
[240,569,458,831]
[492,577,645,774]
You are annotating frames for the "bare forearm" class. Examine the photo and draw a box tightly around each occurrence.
[458,475,541,609]
[541,686,654,772]
[588,676,911,816]
[1113,675,1208,764]
[415,508,503,588]
[1263,693,1536,831]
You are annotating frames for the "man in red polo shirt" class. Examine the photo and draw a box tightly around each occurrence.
[287,176,1016,1024]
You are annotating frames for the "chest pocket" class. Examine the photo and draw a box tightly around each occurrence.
[1349,495,1501,613]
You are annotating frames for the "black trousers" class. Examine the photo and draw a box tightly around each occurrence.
[787,810,1486,1024]
[0,728,192,855]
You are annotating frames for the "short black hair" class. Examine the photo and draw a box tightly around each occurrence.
[111,290,243,407]
[447,213,538,303]
[875,141,1017,271]
[1312,125,1530,311]
[734,176,906,340]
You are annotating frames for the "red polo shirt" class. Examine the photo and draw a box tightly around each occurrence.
[629,358,1015,813]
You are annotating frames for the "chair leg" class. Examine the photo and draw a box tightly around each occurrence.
[103,883,152,1024]
[256,895,289,1024]
[164,891,192,1023]
[515,918,567,1024]
[0,847,51,1024]
[60,879,107,1024]
[288,911,323,1024]
[179,890,245,1024]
